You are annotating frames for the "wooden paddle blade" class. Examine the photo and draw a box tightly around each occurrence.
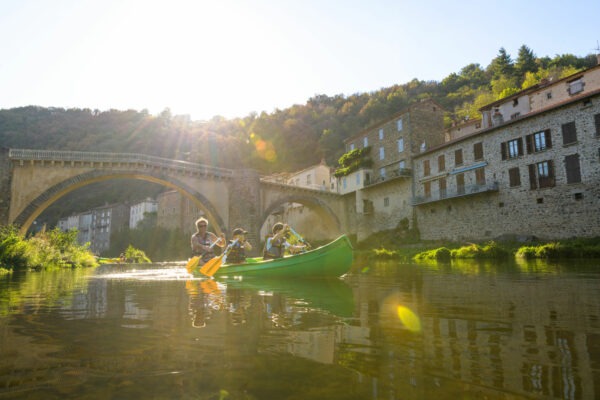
[199,255,224,277]
[186,256,200,274]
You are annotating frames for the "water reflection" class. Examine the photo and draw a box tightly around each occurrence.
[0,259,598,399]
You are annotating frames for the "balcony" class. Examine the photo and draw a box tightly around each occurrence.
[412,182,499,205]
[364,168,412,188]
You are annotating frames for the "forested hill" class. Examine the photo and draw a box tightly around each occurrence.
[1,47,596,175]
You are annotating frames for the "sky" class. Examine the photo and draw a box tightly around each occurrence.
[1,0,599,121]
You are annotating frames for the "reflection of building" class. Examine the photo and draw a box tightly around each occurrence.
[89,203,129,254]
[129,198,157,229]
[157,190,203,235]
[77,212,92,245]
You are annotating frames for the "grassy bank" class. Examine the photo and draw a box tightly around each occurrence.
[0,226,98,272]
[356,229,600,261]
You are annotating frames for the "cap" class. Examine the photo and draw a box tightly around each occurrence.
[272,223,284,233]
[233,228,248,236]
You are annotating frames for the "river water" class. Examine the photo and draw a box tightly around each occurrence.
[0,257,599,399]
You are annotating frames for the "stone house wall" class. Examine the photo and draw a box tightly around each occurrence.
[413,93,600,241]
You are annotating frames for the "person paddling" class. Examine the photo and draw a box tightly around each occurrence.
[191,217,226,263]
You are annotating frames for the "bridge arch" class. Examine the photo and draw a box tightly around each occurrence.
[16,169,226,235]
[260,194,342,235]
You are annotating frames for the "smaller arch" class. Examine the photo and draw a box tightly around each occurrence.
[15,169,227,235]
[260,194,342,234]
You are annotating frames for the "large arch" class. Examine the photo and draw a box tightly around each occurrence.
[260,194,342,235]
[16,169,226,235]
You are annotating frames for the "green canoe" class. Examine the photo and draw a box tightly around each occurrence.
[193,234,353,278]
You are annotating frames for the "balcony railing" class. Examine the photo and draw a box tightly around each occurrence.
[8,149,234,177]
[364,168,412,187]
[412,182,499,205]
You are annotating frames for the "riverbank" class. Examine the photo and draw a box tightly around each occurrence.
[354,229,600,261]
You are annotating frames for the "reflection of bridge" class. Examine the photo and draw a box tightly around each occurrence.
[0,148,349,243]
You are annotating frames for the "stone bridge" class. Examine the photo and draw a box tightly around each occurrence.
[0,148,350,244]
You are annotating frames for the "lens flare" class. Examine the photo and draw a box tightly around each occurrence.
[250,132,277,162]
[397,305,422,332]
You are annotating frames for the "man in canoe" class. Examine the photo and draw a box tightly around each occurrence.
[191,217,226,263]
[263,222,306,259]
[226,228,253,264]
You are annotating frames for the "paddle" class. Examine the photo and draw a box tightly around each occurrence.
[288,226,311,250]
[186,239,220,274]
[199,239,238,277]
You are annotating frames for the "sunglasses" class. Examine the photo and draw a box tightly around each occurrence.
[198,224,207,227]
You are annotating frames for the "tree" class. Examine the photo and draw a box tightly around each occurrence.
[515,45,537,81]
[488,47,515,80]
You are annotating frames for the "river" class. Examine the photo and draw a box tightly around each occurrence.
[0,257,598,399]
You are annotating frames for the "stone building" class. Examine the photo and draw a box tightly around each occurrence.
[156,190,203,236]
[412,63,600,241]
[339,99,446,240]
[129,198,158,229]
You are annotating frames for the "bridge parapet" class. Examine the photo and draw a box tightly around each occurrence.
[259,179,342,197]
[8,149,234,179]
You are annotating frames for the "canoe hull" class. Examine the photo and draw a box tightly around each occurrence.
[194,235,353,278]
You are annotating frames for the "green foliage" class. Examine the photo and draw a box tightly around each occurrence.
[516,241,600,259]
[413,247,451,262]
[0,226,97,270]
[334,147,372,177]
[124,245,151,263]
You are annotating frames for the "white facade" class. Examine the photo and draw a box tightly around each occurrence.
[286,161,337,192]
[129,198,158,229]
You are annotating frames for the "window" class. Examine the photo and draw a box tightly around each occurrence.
[439,177,447,198]
[398,160,405,169]
[568,78,584,95]
[455,149,463,166]
[510,112,521,120]
[306,175,311,185]
[424,181,431,198]
[438,154,445,172]
[343,177,347,189]
[397,138,404,152]
[384,197,389,207]
[379,147,385,160]
[562,122,577,145]
[397,118,403,131]
[456,173,465,194]
[475,167,486,185]
[528,160,555,189]
[595,114,600,136]
[473,142,483,161]
[379,168,386,179]
[508,167,521,187]
[363,137,368,147]
[565,154,581,184]
[526,130,552,153]
[350,143,355,151]
[423,160,430,176]
[546,92,552,100]
[513,98,519,106]
[356,173,360,185]
[379,129,384,140]
[501,138,523,160]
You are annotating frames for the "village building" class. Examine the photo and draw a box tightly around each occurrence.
[339,99,446,240]
[156,190,203,235]
[89,203,129,254]
[129,198,158,229]
[412,62,600,241]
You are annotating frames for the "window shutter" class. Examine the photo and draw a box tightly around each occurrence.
[562,122,577,145]
[526,134,533,154]
[528,164,537,189]
[595,114,600,136]
[501,142,507,160]
[545,129,552,148]
[565,154,581,183]
[518,138,524,156]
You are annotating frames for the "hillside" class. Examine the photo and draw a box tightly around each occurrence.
[1,46,596,225]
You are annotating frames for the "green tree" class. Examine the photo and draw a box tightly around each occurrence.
[488,47,515,80]
[515,45,537,81]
